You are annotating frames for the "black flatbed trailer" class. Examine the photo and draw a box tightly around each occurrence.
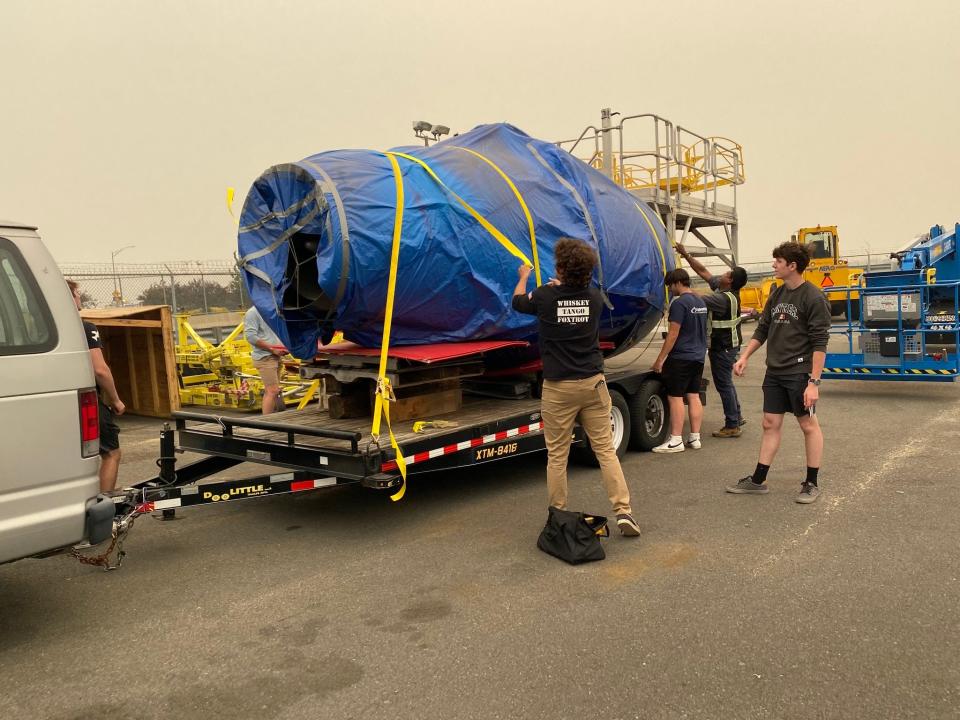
[94,367,690,569]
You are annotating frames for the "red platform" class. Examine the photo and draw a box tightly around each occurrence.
[316,339,529,365]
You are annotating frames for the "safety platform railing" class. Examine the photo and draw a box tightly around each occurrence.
[556,112,745,211]
[822,280,960,381]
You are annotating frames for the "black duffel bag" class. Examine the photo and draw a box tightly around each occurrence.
[536,506,609,565]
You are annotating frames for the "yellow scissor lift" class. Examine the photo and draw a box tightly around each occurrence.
[174,314,320,411]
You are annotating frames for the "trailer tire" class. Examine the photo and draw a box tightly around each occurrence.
[628,378,670,451]
[572,388,631,466]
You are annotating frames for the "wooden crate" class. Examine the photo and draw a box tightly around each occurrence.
[80,305,180,418]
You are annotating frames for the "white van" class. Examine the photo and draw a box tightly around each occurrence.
[0,220,113,564]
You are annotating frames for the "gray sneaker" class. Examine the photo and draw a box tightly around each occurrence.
[616,513,641,537]
[796,483,821,504]
[725,477,769,494]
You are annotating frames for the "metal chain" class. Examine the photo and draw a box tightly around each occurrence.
[70,510,139,571]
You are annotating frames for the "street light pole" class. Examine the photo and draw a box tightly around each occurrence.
[412,120,450,147]
[110,245,135,305]
[197,261,209,313]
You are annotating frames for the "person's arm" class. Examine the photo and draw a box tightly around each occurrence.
[733,338,762,377]
[802,293,832,407]
[243,315,259,348]
[803,350,826,409]
[806,292,832,357]
[90,348,124,415]
[702,293,727,314]
[245,313,286,356]
[675,243,713,283]
[259,339,286,356]
[733,291,774,376]
[652,322,680,373]
[752,288,774,347]
[511,264,536,314]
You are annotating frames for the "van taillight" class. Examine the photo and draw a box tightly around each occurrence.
[79,389,100,458]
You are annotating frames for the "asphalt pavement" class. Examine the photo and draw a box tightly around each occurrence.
[1,338,959,720]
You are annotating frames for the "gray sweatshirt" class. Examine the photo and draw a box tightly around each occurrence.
[754,281,831,375]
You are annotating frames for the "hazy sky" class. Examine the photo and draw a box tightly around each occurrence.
[2,0,958,266]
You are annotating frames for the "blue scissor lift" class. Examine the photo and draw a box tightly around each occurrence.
[823,222,960,382]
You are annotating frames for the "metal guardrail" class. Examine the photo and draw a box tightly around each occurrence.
[557,111,745,213]
[822,279,960,381]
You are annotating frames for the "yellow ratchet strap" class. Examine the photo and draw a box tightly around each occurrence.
[372,153,409,502]
[296,379,321,410]
[450,146,541,285]
[386,151,533,269]
[634,202,670,308]
[413,420,458,433]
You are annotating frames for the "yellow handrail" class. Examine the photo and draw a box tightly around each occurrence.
[586,140,745,194]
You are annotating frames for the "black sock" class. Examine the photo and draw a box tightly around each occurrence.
[752,463,770,485]
[805,467,819,487]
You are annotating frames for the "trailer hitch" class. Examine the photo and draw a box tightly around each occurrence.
[71,497,146,571]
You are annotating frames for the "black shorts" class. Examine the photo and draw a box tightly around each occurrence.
[662,358,704,397]
[762,372,812,417]
[99,402,121,453]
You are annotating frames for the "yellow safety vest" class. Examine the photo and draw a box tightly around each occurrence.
[707,291,742,348]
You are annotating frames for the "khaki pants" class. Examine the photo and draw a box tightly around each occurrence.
[541,373,631,515]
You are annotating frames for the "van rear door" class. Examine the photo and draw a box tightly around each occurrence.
[0,231,101,563]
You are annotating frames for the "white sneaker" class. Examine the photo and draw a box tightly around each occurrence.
[686,436,702,450]
[652,438,685,454]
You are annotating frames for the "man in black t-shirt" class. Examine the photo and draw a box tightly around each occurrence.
[68,280,125,492]
[512,238,641,537]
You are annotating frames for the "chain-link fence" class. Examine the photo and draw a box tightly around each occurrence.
[60,260,248,313]
[60,252,898,313]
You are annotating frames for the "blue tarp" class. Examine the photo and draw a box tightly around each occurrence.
[238,123,672,360]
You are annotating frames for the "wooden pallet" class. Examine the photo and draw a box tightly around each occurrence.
[307,352,487,420]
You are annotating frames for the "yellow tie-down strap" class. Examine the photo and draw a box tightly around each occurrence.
[634,202,669,309]
[386,151,534,270]
[449,146,541,286]
[375,150,539,500]
[372,153,409,501]
[296,379,321,410]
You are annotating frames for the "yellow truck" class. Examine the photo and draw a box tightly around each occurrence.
[742,226,863,319]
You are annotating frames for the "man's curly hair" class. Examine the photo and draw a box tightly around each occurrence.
[554,238,597,289]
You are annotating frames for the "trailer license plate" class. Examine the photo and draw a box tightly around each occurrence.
[474,441,519,463]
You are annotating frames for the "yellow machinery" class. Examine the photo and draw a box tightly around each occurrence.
[175,314,319,411]
[742,226,864,319]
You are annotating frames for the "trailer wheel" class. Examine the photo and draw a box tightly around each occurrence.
[628,378,670,451]
[572,388,631,466]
